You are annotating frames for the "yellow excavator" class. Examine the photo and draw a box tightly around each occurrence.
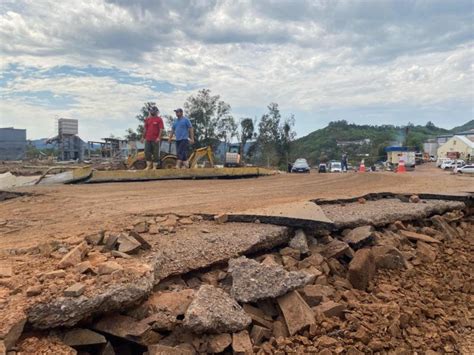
[126,138,214,170]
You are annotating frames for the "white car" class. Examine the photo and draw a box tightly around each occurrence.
[437,158,451,167]
[330,162,342,173]
[454,164,474,174]
[440,160,453,169]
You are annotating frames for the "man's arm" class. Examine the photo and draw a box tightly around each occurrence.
[168,129,174,142]
[189,127,194,144]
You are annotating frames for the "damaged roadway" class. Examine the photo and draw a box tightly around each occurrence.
[0,166,473,353]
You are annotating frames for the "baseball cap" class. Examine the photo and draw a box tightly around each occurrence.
[174,108,183,112]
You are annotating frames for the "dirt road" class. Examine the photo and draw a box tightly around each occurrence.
[0,164,472,249]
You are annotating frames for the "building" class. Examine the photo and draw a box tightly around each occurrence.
[437,135,474,161]
[423,139,438,157]
[385,146,416,168]
[46,118,84,160]
[0,127,27,160]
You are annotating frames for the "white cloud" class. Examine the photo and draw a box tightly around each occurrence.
[0,0,472,140]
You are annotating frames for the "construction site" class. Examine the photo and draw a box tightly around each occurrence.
[0,161,472,355]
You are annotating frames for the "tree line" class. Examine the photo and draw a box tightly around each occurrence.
[126,89,296,168]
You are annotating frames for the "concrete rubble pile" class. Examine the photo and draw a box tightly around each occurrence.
[0,200,473,354]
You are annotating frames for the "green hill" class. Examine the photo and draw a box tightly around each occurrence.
[290,120,451,166]
[451,120,474,133]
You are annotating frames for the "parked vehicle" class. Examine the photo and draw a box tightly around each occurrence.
[437,158,451,168]
[455,164,474,174]
[443,160,465,170]
[318,163,327,173]
[291,158,310,173]
[329,161,342,173]
[440,160,453,169]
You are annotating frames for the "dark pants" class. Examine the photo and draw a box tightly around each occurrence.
[176,140,189,161]
[145,140,160,163]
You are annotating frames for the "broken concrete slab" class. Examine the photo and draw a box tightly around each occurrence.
[399,230,441,244]
[63,328,107,346]
[229,256,314,303]
[343,225,375,250]
[183,285,251,333]
[28,269,155,328]
[155,223,290,279]
[85,232,104,246]
[58,241,88,269]
[277,290,315,336]
[289,229,309,254]
[228,200,334,229]
[347,248,375,290]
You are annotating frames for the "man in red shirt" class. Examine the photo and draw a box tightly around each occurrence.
[141,106,164,169]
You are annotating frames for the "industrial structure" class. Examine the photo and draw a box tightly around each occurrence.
[436,135,474,162]
[0,127,27,160]
[46,118,84,161]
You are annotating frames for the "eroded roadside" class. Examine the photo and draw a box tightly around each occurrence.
[0,193,472,354]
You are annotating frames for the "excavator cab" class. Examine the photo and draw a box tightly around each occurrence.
[224,144,242,167]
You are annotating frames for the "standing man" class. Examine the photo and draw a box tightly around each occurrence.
[341,152,348,172]
[169,108,194,168]
[141,106,164,170]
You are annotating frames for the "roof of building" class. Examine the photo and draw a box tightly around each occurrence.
[452,135,474,148]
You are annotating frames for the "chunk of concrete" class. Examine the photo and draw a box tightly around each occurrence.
[85,232,104,246]
[103,233,119,250]
[131,289,194,330]
[243,304,273,329]
[58,241,88,269]
[399,230,441,244]
[343,225,375,250]
[63,328,107,346]
[26,285,43,297]
[207,333,232,353]
[232,330,253,354]
[289,229,309,254]
[93,314,160,345]
[431,215,459,240]
[371,246,407,270]
[75,261,95,274]
[416,241,437,262]
[43,269,67,279]
[301,285,335,307]
[250,325,271,345]
[321,239,352,259]
[347,248,375,290]
[111,250,132,259]
[277,290,315,336]
[97,261,123,275]
[64,283,85,297]
[0,312,26,350]
[117,234,142,254]
[314,300,346,318]
[183,285,251,333]
[228,256,314,303]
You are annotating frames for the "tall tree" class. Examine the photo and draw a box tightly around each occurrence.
[257,103,282,166]
[184,89,233,148]
[239,118,255,160]
[278,114,296,165]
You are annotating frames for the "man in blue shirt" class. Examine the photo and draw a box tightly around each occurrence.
[169,108,194,168]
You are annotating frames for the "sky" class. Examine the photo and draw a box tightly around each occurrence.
[0,0,473,141]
